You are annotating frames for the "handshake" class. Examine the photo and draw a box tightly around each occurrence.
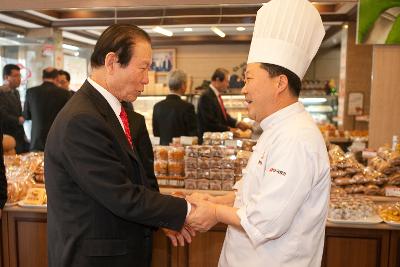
[163,192,227,247]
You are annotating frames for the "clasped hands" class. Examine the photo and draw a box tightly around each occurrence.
[163,192,219,247]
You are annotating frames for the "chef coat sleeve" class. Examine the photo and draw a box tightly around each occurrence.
[237,134,318,247]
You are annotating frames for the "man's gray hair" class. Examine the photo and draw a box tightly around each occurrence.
[168,69,187,91]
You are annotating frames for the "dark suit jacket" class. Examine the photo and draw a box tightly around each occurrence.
[44,81,187,267]
[197,87,236,137]
[124,104,159,192]
[152,94,198,145]
[0,116,7,209]
[0,86,29,153]
[24,81,71,151]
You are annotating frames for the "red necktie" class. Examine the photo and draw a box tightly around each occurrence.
[119,107,133,147]
[217,94,228,120]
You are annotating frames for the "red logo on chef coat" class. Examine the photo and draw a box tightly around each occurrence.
[268,168,286,176]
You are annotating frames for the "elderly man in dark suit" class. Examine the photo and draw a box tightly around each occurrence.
[0,64,29,153]
[152,70,197,145]
[23,67,71,151]
[44,24,194,267]
[197,68,249,139]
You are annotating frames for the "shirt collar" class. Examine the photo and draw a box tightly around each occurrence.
[87,77,122,117]
[260,102,305,131]
[209,84,220,97]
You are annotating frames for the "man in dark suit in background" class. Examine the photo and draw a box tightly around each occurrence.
[23,67,71,151]
[0,64,29,153]
[153,70,197,145]
[197,68,249,139]
[45,24,193,267]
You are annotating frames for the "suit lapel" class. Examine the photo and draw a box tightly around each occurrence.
[80,82,138,162]
[208,87,227,123]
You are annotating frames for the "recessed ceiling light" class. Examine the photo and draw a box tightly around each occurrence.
[62,44,79,51]
[153,26,173,37]
[343,24,348,29]
[236,27,246,32]
[184,27,193,32]
[211,26,226,38]
[16,34,24,38]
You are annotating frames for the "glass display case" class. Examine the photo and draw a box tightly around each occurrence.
[299,95,338,125]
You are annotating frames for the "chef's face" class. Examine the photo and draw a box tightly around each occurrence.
[242,63,281,122]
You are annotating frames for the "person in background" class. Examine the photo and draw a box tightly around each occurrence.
[197,68,250,139]
[0,115,8,219]
[44,24,194,267]
[57,69,74,96]
[0,64,29,153]
[23,67,71,151]
[152,70,197,145]
[186,0,331,266]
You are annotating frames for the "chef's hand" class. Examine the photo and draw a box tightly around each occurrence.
[186,199,218,232]
[162,224,196,247]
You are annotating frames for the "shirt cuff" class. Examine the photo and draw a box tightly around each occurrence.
[237,207,266,247]
[186,201,192,218]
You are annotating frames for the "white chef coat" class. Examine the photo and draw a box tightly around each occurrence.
[219,102,331,267]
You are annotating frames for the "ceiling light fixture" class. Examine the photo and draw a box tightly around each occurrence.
[153,26,173,37]
[184,27,193,32]
[62,44,79,51]
[236,27,246,32]
[211,26,226,38]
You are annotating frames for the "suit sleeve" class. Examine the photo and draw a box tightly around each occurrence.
[62,113,187,231]
[23,90,31,120]
[184,104,198,137]
[136,116,159,192]
[0,93,19,130]
[226,113,237,128]
[198,94,230,132]
[0,120,7,209]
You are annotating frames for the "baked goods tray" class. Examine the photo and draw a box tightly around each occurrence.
[18,201,47,208]
[328,215,383,224]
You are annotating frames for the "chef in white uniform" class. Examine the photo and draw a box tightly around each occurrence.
[186,0,331,266]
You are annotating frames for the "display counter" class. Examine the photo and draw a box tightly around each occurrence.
[1,190,399,267]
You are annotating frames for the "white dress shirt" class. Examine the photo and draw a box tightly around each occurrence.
[219,102,331,267]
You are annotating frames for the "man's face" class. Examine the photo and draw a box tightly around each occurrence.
[242,63,279,122]
[108,39,151,102]
[5,69,21,89]
[215,74,230,93]
[57,74,70,90]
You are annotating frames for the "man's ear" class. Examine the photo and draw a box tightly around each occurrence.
[276,74,289,95]
[104,52,118,74]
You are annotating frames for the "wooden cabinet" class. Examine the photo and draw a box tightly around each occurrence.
[323,226,390,267]
[2,208,400,267]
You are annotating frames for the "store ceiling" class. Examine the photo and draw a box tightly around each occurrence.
[0,2,357,47]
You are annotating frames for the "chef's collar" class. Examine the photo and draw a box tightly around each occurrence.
[260,102,304,130]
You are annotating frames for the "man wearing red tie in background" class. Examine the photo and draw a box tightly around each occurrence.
[197,68,249,140]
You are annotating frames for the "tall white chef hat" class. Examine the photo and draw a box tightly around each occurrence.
[247,0,325,79]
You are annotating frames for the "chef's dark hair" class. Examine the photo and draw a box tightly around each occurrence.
[211,68,229,82]
[260,63,301,97]
[90,24,151,69]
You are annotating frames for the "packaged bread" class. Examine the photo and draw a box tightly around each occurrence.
[198,157,211,169]
[330,170,347,178]
[23,187,46,205]
[168,161,184,177]
[221,156,236,169]
[222,180,235,191]
[210,132,223,145]
[211,146,225,158]
[185,146,199,158]
[168,146,185,161]
[364,184,383,196]
[221,169,235,181]
[241,139,257,152]
[209,180,222,190]
[197,169,210,179]
[210,169,222,180]
[221,131,233,140]
[197,179,209,190]
[7,182,19,203]
[333,177,353,186]
[388,173,400,185]
[185,179,197,189]
[184,157,198,169]
[378,203,400,222]
[168,177,185,188]
[185,169,197,179]
[154,160,168,176]
[210,158,222,169]
[198,145,212,158]
[154,146,169,161]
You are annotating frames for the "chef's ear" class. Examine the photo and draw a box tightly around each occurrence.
[276,74,289,94]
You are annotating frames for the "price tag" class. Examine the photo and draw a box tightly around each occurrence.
[385,187,400,197]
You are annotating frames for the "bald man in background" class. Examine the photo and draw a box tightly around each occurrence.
[24,67,71,151]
